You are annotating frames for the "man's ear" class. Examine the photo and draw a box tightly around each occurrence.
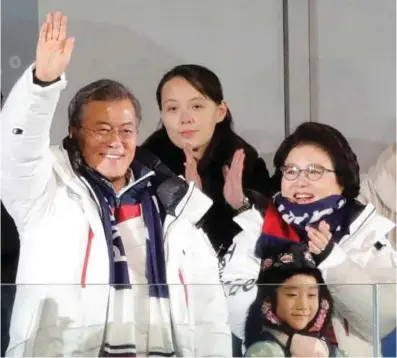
[69,126,79,139]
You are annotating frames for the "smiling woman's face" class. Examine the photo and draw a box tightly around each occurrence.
[281,144,343,203]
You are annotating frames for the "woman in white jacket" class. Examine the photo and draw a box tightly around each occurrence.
[0,12,231,357]
[221,122,396,357]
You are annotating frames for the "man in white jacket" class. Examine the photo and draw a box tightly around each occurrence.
[0,12,231,357]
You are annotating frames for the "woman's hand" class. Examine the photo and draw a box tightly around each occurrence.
[184,144,202,190]
[306,221,332,254]
[223,149,245,210]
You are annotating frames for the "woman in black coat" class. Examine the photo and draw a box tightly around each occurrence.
[142,64,271,257]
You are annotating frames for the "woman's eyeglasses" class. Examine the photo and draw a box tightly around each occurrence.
[280,164,335,181]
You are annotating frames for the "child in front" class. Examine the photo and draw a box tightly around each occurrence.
[244,243,347,357]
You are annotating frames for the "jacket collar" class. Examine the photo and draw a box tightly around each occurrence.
[51,145,87,197]
[339,202,395,247]
[50,145,155,199]
[51,145,213,226]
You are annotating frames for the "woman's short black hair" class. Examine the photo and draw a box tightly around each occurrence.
[272,122,360,200]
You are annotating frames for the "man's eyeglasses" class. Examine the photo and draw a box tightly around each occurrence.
[280,164,336,181]
[79,126,137,142]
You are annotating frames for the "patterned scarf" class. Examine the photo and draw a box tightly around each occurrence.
[79,162,175,357]
[256,194,349,257]
[275,193,347,240]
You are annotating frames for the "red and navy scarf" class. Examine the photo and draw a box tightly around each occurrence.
[79,162,176,357]
[256,194,348,258]
[79,161,168,298]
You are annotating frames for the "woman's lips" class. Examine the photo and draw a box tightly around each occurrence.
[180,130,197,138]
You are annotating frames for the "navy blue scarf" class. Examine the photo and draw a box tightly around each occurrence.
[273,193,349,244]
[256,194,351,259]
[79,161,169,298]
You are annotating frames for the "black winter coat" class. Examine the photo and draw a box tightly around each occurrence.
[142,128,271,256]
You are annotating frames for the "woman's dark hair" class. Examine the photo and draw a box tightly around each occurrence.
[153,64,235,168]
[67,79,142,130]
[156,64,227,111]
[272,122,360,200]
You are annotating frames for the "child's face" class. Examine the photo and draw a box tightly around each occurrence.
[276,274,319,330]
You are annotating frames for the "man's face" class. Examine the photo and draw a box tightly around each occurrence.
[75,99,138,192]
